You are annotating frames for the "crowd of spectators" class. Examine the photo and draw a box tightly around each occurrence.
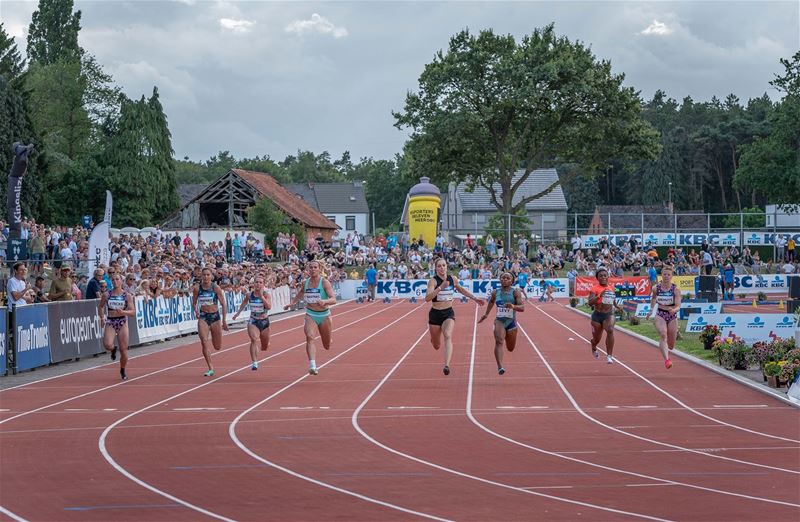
[2,217,798,307]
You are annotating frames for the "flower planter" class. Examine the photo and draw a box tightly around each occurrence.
[703,338,714,351]
[767,375,780,388]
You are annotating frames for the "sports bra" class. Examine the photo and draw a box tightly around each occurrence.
[656,283,676,307]
[197,284,218,307]
[433,275,455,302]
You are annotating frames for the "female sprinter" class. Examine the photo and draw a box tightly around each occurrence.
[478,272,524,375]
[98,273,135,380]
[192,267,228,377]
[649,265,681,369]
[284,260,336,375]
[425,257,485,376]
[587,267,622,364]
[233,275,272,370]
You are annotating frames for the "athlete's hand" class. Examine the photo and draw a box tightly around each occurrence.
[478,314,488,324]
[475,298,486,306]
[283,304,291,310]
[232,312,239,320]
[438,281,449,290]
[222,320,229,331]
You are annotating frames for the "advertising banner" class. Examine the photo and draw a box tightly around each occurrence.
[685,313,798,343]
[338,279,570,300]
[668,274,791,295]
[672,276,697,293]
[135,286,291,344]
[0,308,6,374]
[48,299,105,363]
[633,302,722,318]
[104,190,113,225]
[580,231,800,248]
[574,276,651,297]
[14,305,51,371]
[87,221,111,275]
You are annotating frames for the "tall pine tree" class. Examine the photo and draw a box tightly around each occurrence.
[146,87,179,219]
[26,0,82,66]
[0,23,26,85]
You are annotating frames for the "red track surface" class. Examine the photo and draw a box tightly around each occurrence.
[1,299,798,521]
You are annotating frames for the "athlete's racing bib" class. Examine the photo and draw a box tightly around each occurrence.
[601,291,615,305]
[305,289,321,304]
[437,288,454,301]
[496,304,514,319]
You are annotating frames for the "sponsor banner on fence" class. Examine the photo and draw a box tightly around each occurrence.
[339,279,569,300]
[634,302,722,318]
[135,286,291,344]
[672,276,697,293]
[685,313,798,343]
[574,276,651,298]
[581,231,800,248]
[671,274,791,295]
[14,305,50,371]
[48,299,105,363]
[0,308,6,374]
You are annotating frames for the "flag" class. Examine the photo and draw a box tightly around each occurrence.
[87,221,111,275]
[104,190,113,226]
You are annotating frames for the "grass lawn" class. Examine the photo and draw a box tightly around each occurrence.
[577,305,718,363]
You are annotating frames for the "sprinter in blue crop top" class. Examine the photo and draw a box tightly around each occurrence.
[284,259,336,375]
[233,275,272,371]
[98,273,135,380]
[479,272,524,375]
[192,267,228,377]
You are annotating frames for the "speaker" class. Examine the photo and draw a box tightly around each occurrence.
[789,276,800,299]
[787,299,800,314]
[698,275,718,293]
[699,290,718,303]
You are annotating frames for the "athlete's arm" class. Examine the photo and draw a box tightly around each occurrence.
[322,279,337,306]
[453,276,485,306]
[233,291,250,320]
[513,288,525,312]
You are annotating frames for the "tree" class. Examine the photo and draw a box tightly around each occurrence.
[353,156,415,230]
[247,197,305,250]
[721,207,765,229]
[394,25,660,245]
[26,0,82,66]
[0,22,26,85]
[736,51,800,205]
[146,87,180,219]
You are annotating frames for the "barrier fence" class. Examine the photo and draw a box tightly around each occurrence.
[2,286,291,375]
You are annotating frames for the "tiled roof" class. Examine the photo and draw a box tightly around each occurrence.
[456,169,568,211]
[178,184,207,206]
[288,182,369,214]
[233,169,338,230]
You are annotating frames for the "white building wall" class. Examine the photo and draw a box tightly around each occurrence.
[323,213,369,235]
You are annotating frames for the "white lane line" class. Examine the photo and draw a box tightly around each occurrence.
[386,406,439,410]
[537,305,800,445]
[496,406,549,410]
[512,323,800,507]
[0,303,356,394]
[712,405,768,408]
[351,322,670,521]
[100,301,409,522]
[0,505,28,522]
[0,306,356,426]
[229,306,451,522]
[173,408,225,412]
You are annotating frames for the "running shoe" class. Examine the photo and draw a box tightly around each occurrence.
[443,365,450,376]
[111,347,117,361]
[665,359,673,370]
[606,355,614,364]
[251,362,258,371]
[498,367,506,375]
[309,367,319,376]
[204,369,215,377]
[592,348,599,359]
[120,368,127,380]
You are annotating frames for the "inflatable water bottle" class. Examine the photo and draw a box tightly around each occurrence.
[407,177,441,249]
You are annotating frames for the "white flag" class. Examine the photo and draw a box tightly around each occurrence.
[87,221,111,275]
[104,190,113,226]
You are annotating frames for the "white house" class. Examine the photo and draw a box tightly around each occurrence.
[287,181,371,236]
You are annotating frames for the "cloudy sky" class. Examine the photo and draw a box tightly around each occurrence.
[3,1,798,163]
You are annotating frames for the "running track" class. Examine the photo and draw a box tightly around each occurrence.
[1,299,798,521]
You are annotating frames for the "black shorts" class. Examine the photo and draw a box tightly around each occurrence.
[428,307,455,326]
[591,310,612,324]
[249,316,270,331]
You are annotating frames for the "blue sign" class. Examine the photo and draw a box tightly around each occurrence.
[82,215,92,228]
[15,305,51,371]
[0,308,6,375]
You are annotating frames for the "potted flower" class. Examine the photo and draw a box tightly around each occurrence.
[712,337,752,370]
[764,361,782,388]
[699,325,720,351]
[747,340,790,380]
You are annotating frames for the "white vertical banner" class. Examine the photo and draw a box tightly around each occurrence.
[87,221,111,275]
[104,190,113,226]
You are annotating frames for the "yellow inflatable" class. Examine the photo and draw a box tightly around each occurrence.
[407,177,440,248]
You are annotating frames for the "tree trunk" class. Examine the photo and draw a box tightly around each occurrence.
[715,157,728,211]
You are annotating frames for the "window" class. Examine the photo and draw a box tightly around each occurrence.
[542,213,556,223]
[326,215,336,222]
[346,216,356,230]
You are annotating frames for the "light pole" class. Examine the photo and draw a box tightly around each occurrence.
[668,182,673,210]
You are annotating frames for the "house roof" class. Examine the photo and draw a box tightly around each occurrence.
[287,182,370,214]
[233,169,338,230]
[455,169,568,212]
[178,183,207,206]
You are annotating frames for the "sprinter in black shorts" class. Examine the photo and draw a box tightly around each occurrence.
[425,257,485,376]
